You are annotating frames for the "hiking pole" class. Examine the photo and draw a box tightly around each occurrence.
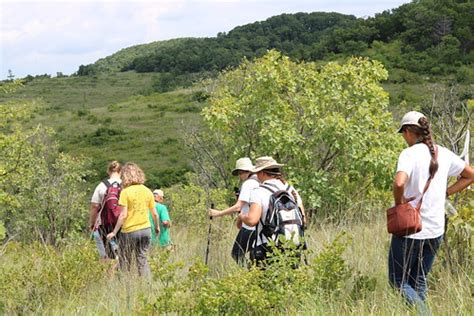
[205,203,214,265]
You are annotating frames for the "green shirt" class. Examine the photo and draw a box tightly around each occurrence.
[153,202,171,247]
[148,210,159,245]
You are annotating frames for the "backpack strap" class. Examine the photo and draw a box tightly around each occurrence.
[95,180,114,229]
[260,182,279,193]
[256,183,278,246]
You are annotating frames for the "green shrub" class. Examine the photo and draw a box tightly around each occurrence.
[165,174,228,227]
[0,240,109,314]
[309,232,352,297]
[196,268,269,315]
[440,191,474,275]
[76,108,90,117]
[455,66,473,84]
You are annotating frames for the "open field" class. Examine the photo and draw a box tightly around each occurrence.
[1,72,205,188]
[1,215,472,314]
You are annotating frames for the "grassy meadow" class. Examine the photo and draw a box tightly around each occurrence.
[1,214,472,315]
[1,67,472,314]
[1,72,205,188]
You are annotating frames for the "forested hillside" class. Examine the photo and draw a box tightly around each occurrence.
[78,0,473,80]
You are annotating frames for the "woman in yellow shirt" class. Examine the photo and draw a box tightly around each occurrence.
[107,162,159,277]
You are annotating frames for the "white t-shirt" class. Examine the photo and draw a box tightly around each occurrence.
[249,178,300,246]
[396,144,465,239]
[91,177,122,204]
[238,175,260,230]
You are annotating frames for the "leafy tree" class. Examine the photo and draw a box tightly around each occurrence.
[76,64,97,76]
[200,50,402,215]
[0,81,91,245]
[7,69,15,81]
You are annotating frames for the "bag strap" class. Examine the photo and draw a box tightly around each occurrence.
[256,183,279,245]
[415,145,439,211]
[260,183,278,193]
[94,180,112,230]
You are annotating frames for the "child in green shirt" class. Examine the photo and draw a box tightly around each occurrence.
[152,189,172,248]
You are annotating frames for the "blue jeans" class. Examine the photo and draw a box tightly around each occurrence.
[388,235,443,307]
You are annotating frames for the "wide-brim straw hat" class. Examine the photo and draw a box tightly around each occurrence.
[251,156,284,173]
[397,111,426,133]
[231,157,254,176]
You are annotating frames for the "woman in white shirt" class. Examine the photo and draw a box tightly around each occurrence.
[209,157,259,266]
[390,111,474,308]
[240,156,305,267]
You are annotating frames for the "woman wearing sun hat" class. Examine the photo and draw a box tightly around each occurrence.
[389,111,474,308]
[209,157,260,266]
[240,156,305,266]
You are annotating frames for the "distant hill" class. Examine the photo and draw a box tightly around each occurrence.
[4,0,472,190]
[77,0,473,79]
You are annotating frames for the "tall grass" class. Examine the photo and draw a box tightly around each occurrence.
[2,213,471,314]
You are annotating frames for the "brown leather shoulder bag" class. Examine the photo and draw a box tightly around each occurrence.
[387,146,438,237]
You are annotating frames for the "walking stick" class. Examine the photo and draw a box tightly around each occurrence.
[205,203,214,265]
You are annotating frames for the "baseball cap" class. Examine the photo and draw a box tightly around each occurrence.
[398,111,426,133]
[153,189,164,197]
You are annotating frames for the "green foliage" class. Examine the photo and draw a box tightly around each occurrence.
[202,50,402,216]
[165,173,229,227]
[196,268,269,315]
[0,221,5,241]
[81,2,472,78]
[146,166,191,189]
[76,64,97,76]
[1,128,92,245]
[0,220,471,315]
[440,191,474,275]
[0,240,109,314]
[1,83,92,245]
[310,232,352,297]
[152,72,197,93]
[141,231,375,315]
[1,73,199,188]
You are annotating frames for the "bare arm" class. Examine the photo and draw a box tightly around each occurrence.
[209,200,246,218]
[89,203,100,230]
[151,207,160,233]
[447,164,474,197]
[393,171,409,205]
[107,206,127,239]
[239,202,262,227]
[298,202,307,226]
[293,190,307,226]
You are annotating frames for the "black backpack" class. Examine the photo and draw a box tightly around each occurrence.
[258,183,304,247]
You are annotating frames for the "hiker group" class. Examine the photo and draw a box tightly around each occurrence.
[89,162,171,277]
[209,156,307,268]
[87,111,474,311]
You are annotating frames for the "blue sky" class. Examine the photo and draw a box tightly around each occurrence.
[1,0,410,79]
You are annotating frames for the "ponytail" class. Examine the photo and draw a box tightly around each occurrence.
[418,117,438,178]
[107,160,122,175]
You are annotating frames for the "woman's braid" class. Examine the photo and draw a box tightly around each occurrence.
[418,117,438,177]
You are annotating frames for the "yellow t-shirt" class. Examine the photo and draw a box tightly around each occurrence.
[119,184,154,233]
